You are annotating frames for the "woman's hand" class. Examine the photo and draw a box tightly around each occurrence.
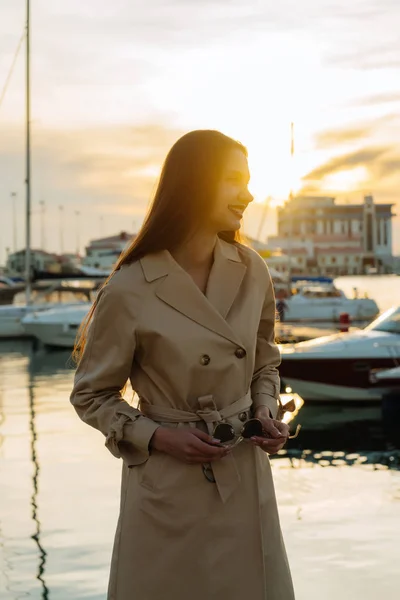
[252,406,289,455]
[150,427,230,464]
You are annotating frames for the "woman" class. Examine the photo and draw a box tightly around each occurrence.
[71,129,295,600]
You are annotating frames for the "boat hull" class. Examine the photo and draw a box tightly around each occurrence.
[21,304,90,347]
[22,321,79,348]
[280,355,400,402]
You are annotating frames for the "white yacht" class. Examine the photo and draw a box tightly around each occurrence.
[277,282,379,324]
[21,302,91,347]
[279,306,400,402]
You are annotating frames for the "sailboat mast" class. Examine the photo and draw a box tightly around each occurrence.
[287,122,294,295]
[25,0,32,304]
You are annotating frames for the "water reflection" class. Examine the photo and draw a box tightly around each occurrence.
[286,401,400,454]
[0,340,399,600]
[27,364,49,599]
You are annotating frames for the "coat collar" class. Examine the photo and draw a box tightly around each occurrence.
[139,238,246,345]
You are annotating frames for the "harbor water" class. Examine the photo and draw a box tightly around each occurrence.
[1,275,400,599]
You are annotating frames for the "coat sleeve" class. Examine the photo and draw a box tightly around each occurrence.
[251,265,281,419]
[70,279,159,466]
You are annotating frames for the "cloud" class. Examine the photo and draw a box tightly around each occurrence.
[327,41,400,70]
[0,120,186,257]
[303,147,390,181]
[0,121,185,211]
[4,0,396,56]
[40,123,184,198]
[349,92,400,107]
[372,156,400,179]
[315,127,372,149]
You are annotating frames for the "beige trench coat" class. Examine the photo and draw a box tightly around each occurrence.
[70,238,295,600]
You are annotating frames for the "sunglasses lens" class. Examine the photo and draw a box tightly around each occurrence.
[242,419,263,438]
[214,423,235,443]
[283,399,296,413]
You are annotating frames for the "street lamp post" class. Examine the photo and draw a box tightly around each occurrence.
[75,210,81,255]
[59,205,64,254]
[287,122,295,296]
[286,195,293,296]
[39,200,45,250]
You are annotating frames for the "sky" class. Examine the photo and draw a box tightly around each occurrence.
[0,0,399,262]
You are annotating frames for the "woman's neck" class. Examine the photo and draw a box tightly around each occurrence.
[172,231,217,271]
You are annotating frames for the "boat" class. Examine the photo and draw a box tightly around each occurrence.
[370,365,400,387]
[279,305,400,402]
[276,279,379,324]
[21,302,91,347]
[0,280,98,338]
[0,276,17,288]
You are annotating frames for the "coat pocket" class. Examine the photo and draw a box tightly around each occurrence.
[138,450,167,491]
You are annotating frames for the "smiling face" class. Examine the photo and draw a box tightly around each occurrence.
[207,148,254,233]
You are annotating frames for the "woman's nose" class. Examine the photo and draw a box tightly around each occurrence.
[239,189,254,204]
[246,190,254,204]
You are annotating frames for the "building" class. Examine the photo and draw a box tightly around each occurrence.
[245,235,270,254]
[267,195,395,276]
[6,249,61,277]
[82,231,136,271]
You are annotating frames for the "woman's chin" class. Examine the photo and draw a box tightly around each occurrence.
[221,218,242,232]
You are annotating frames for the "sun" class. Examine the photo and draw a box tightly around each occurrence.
[248,151,302,207]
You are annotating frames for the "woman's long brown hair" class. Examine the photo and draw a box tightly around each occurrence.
[73,130,247,362]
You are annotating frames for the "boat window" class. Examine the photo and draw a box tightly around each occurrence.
[365,307,400,334]
[301,287,342,298]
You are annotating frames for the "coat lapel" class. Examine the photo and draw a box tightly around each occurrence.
[206,238,247,319]
[140,239,246,346]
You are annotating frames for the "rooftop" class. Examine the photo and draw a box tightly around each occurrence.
[89,231,136,246]
[280,194,395,212]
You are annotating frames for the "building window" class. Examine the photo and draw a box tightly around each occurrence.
[320,257,325,265]
[331,257,336,264]
[377,220,381,245]
[366,214,373,251]
[384,220,388,246]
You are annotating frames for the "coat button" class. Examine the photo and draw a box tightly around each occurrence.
[238,411,248,422]
[235,348,246,359]
[200,354,211,366]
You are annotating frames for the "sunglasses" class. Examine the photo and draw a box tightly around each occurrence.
[212,418,264,448]
[212,418,301,449]
[202,418,301,483]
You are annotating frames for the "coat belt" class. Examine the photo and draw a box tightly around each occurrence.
[139,391,252,503]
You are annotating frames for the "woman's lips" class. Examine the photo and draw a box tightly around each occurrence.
[228,204,246,218]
